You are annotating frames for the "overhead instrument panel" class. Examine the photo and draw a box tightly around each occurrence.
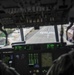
[0,0,73,28]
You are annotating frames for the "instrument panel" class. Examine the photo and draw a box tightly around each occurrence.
[0,42,71,75]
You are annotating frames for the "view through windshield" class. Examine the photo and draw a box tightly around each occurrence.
[0,25,73,48]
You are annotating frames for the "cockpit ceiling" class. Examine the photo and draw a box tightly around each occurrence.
[0,0,74,28]
[0,0,73,12]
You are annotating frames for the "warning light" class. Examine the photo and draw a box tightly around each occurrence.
[47,44,55,49]
[50,44,55,49]
[14,46,22,51]
[18,46,22,50]
[14,45,32,51]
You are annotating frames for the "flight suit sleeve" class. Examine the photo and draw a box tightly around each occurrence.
[46,60,58,75]
[0,60,20,75]
[46,53,71,75]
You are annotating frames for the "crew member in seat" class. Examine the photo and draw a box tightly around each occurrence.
[0,60,20,75]
[46,50,74,75]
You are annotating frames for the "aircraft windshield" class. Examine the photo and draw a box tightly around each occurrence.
[0,25,73,48]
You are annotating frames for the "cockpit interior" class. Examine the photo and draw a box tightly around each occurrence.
[0,0,74,75]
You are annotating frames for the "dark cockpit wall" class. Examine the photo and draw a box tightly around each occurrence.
[0,0,74,75]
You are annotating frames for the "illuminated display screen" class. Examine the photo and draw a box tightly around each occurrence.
[28,53,39,68]
[2,54,13,66]
[2,55,10,64]
[46,43,66,49]
[14,45,32,51]
[47,44,55,49]
[41,53,52,67]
